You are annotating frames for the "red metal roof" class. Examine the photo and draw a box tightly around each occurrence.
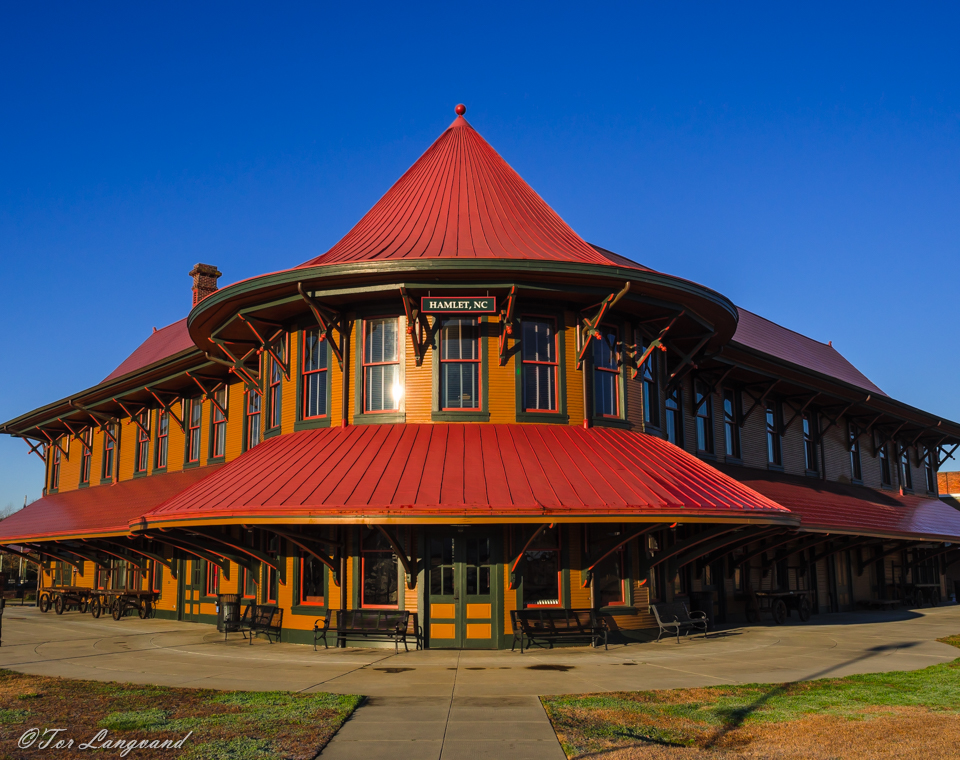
[103,318,195,383]
[142,424,792,525]
[717,463,960,541]
[732,308,886,396]
[0,465,222,543]
[299,112,624,268]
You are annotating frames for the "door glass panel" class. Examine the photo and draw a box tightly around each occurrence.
[430,537,455,596]
[465,537,491,595]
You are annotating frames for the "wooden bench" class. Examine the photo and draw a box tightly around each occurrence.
[336,610,412,653]
[650,602,708,643]
[238,604,282,644]
[511,609,607,653]
[314,610,422,651]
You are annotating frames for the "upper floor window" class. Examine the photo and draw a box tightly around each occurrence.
[245,391,261,450]
[878,437,891,486]
[925,447,937,492]
[899,446,913,491]
[300,552,326,606]
[522,317,558,412]
[135,410,151,473]
[361,529,398,608]
[364,317,401,413]
[440,317,481,410]
[642,351,660,428]
[102,425,115,481]
[186,398,202,463]
[802,412,819,473]
[267,336,285,430]
[49,442,61,490]
[301,329,328,419]
[155,410,169,469]
[593,326,620,418]
[211,387,227,458]
[665,387,683,446]
[79,428,92,484]
[723,388,740,459]
[694,381,713,453]
[766,403,782,466]
[849,424,862,481]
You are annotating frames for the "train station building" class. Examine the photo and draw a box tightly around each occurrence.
[3,105,960,647]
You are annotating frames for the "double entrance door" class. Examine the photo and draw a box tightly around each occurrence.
[179,559,205,623]
[427,530,500,648]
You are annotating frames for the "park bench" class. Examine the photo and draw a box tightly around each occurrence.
[314,610,422,651]
[238,604,283,644]
[510,608,607,652]
[335,610,412,652]
[650,602,708,643]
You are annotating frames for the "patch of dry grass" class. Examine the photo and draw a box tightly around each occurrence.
[0,669,360,759]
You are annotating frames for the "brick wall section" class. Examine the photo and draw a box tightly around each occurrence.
[939,471,960,495]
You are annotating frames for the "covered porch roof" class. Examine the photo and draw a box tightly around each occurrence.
[136,424,794,528]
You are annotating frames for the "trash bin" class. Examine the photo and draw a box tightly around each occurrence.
[688,590,715,630]
[216,594,242,640]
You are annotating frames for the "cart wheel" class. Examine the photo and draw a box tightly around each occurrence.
[91,598,102,618]
[78,598,88,614]
[111,599,122,621]
[772,600,788,625]
[798,597,811,622]
[54,595,65,615]
[745,605,759,624]
[139,600,152,619]
[39,593,51,613]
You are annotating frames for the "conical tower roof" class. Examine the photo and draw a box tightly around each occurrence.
[300,106,619,267]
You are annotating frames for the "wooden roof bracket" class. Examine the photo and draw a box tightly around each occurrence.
[817,397,865,437]
[145,532,233,579]
[582,523,664,588]
[298,283,345,369]
[509,522,553,589]
[15,435,46,463]
[185,371,227,417]
[206,340,262,396]
[780,392,821,433]
[0,544,43,567]
[145,388,185,432]
[811,537,875,565]
[38,428,69,460]
[938,442,959,468]
[25,543,85,575]
[100,538,177,578]
[267,527,340,587]
[114,400,151,436]
[666,331,715,391]
[375,525,417,589]
[399,287,430,367]
[856,540,920,576]
[760,533,834,576]
[58,418,92,452]
[739,380,781,428]
[576,282,631,370]
[71,541,141,572]
[498,285,518,367]
[644,525,740,579]
[726,531,799,578]
[189,527,283,585]
[237,313,290,380]
[631,310,683,380]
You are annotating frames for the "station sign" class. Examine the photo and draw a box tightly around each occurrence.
[420,296,497,314]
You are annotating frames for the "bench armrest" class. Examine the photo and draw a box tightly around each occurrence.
[687,610,707,620]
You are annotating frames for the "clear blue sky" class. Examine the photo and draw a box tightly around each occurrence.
[2,3,958,510]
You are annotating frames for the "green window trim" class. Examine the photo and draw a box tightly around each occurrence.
[514,309,569,423]
[295,325,333,431]
[431,315,490,422]
[353,314,407,426]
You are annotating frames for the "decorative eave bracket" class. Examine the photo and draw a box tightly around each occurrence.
[576,282,630,370]
[298,283,346,369]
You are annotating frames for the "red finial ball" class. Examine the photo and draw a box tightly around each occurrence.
[455,104,466,116]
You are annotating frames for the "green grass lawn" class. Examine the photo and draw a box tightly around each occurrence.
[541,634,960,758]
[0,670,361,759]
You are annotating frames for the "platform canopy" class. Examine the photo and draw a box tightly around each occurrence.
[0,465,221,543]
[135,424,795,529]
[718,463,960,542]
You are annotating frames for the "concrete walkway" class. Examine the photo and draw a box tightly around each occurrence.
[1,605,958,758]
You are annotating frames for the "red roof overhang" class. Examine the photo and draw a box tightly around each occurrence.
[716,463,960,542]
[0,465,222,543]
[137,424,795,527]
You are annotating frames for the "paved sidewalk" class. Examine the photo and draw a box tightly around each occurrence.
[1,606,958,759]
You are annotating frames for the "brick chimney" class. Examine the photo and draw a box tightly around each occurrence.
[189,263,222,306]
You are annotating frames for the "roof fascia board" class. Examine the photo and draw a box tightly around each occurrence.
[1,353,217,434]
[721,344,960,438]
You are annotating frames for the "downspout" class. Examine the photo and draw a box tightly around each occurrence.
[339,529,348,646]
